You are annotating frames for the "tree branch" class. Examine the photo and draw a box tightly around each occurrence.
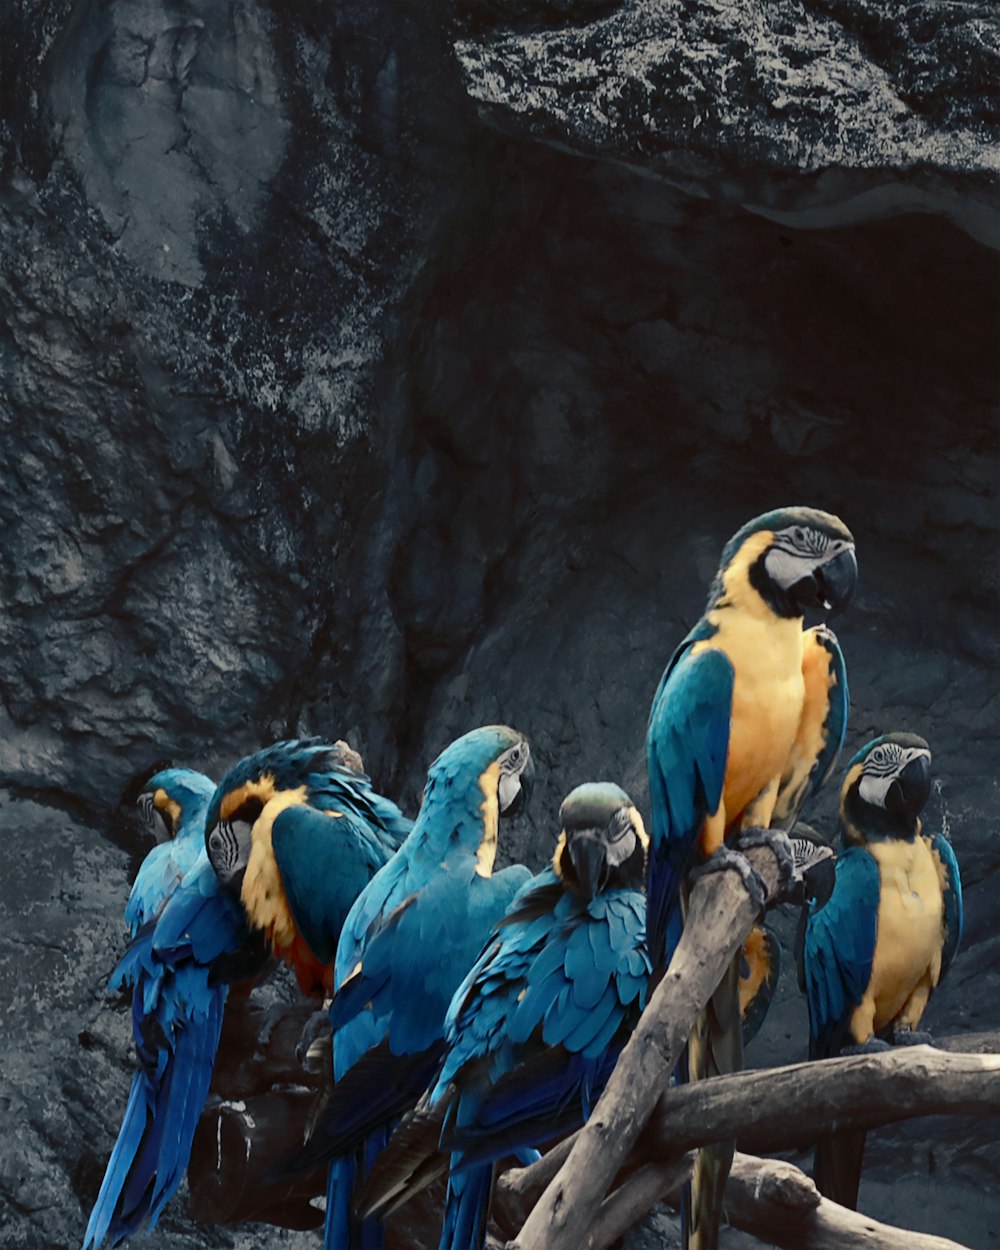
[497,1149,973,1250]
[495,1044,1000,1227]
[505,841,786,1250]
[648,1045,1000,1156]
[725,1154,971,1250]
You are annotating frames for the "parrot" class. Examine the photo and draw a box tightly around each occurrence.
[356,781,651,1250]
[83,766,255,1248]
[204,737,413,995]
[804,732,963,1208]
[124,766,217,932]
[645,506,857,1250]
[279,724,536,1250]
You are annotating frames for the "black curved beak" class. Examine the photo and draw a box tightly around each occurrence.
[568,831,609,899]
[886,754,932,825]
[815,546,858,616]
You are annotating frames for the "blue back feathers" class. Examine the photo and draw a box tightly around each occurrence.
[86,769,256,1248]
[206,737,412,853]
[125,769,216,934]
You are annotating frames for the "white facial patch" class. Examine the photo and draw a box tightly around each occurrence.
[858,746,930,808]
[764,545,818,590]
[498,770,521,813]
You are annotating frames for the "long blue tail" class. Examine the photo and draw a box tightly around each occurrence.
[324,1125,389,1250]
[439,1158,494,1250]
[82,965,226,1248]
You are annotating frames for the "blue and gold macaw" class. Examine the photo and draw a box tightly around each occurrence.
[124,767,217,932]
[356,782,651,1250]
[204,737,412,995]
[282,725,535,1250]
[83,767,256,1248]
[805,732,963,1208]
[645,506,857,1250]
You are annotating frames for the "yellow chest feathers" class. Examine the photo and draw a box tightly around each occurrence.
[694,602,805,821]
[241,787,308,952]
[867,837,945,1026]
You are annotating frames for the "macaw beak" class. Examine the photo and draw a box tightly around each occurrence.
[568,831,609,899]
[814,545,857,616]
[886,753,932,824]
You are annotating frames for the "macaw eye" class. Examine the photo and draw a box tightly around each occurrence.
[607,808,635,842]
[507,746,523,769]
[794,527,805,543]
[208,828,225,853]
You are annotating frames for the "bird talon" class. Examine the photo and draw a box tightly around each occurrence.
[296,1006,333,1072]
[690,847,768,917]
[893,1027,937,1048]
[732,827,799,907]
[841,1037,892,1055]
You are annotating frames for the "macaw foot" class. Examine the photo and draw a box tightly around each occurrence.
[690,846,768,917]
[296,1002,333,1074]
[893,1027,937,1047]
[732,826,799,907]
[841,1037,892,1056]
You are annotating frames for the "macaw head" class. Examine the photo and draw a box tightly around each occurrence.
[553,782,648,898]
[715,506,857,620]
[204,738,352,891]
[137,767,216,846]
[419,725,534,874]
[840,732,932,845]
[789,825,836,907]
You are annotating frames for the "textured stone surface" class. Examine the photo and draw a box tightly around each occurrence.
[0,0,997,1247]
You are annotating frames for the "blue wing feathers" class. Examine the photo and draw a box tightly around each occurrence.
[929,833,963,981]
[804,849,880,1058]
[86,853,245,1247]
[646,644,733,965]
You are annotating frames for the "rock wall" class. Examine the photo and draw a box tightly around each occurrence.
[0,2,997,1247]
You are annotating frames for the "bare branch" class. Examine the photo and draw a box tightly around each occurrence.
[647,1045,1000,1156]
[506,840,787,1250]
[725,1154,971,1250]
[495,1044,1000,1229]
[588,1155,694,1250]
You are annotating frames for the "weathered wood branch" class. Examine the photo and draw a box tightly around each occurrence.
[650,1045,1000,1156]
[725,1154,971,1250]
[497,1149,972,1250]
[494,1045,1000,1224]
[506,841,785,1250]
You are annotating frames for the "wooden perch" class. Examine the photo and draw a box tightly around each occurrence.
[494,1045,1000,1224]
[496,1149,972,1250]
[725,1154,971,1250]
[506,839,786,1250]
[647,1045,1000,1156]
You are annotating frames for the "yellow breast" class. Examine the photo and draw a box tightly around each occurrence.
[867,837,945,1029]
[695,607,805,826]
[241,786,308,952]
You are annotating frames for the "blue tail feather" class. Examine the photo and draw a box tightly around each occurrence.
[439,1158,494,1250]
[83,977,226,1247]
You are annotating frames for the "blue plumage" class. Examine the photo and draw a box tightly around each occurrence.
[124,769,216,933]
[803,848,880,1059]
[804,732,963,1209]
[290,725,534,1250]
[644,508,857,1250]
[84,769,255,1249]
[357,782,650,1250]
[930,832,963,981]
[646,639,732,968]
[204,738,413,994]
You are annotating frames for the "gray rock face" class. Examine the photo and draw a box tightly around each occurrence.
[0,1,997,1247]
